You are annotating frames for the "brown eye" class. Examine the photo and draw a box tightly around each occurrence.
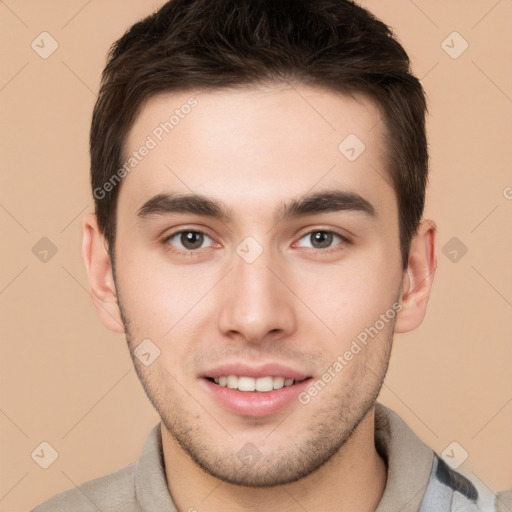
[296,230,345,250]
[310,231,333,248]
[181,231,204,249]
[167,230,212,251]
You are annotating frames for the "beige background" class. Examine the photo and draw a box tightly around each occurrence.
[1,0,511,510]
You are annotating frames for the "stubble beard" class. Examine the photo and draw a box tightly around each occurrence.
[117,294,393,487]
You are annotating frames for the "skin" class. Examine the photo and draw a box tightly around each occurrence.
[82,84,437,512]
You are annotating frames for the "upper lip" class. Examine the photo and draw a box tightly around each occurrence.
[200,362,311,381]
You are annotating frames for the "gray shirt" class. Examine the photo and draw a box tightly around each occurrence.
[32,402,500,511]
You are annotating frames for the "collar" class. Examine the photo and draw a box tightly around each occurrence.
[374,402,434,512]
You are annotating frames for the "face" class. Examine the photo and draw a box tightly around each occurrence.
[112,84,405,486]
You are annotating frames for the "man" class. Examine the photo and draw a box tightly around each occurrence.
[32,0,503,510]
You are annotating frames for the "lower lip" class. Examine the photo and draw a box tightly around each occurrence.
[201,378,312,418]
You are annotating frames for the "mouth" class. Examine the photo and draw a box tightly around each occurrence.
[204,375,308,392]
[200,365,314,417]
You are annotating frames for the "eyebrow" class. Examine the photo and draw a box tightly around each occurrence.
[136,189,376,225]
[137,193,232,223]
[279,189,376,222]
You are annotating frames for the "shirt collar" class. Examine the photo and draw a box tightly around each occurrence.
[374,402,434,512]
[135,422,177,511]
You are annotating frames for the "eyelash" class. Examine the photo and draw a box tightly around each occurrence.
[162,228,351,256]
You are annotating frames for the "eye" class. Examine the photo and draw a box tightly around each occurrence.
[165,230,214,251]
[295,230,346,250]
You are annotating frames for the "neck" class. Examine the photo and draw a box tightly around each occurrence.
[162,406,387,512]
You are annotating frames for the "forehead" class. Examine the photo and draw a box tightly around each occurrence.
[119,84,392,218]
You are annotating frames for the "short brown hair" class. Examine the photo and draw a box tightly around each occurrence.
[90,0,428,268]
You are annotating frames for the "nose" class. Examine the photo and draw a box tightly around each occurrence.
[217,249,297,345]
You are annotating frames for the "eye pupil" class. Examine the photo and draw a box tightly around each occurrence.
[181,231,204,249]
[311,231,333,248]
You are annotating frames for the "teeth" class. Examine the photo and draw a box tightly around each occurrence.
[227,375,238,389]
[255,376,274,392]
[238,376,256,391]
[273,377,285,389]
[212,375,297,392]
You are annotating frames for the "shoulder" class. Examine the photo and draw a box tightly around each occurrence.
[421,453,500,511]
[31,463,140,512]
[374,403,500,511]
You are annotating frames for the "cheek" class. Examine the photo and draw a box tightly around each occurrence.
[115,242,224,343]
[114,243,179,329]
[291,246,402,339]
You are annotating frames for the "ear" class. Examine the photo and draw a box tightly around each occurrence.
[394,219,437,333]
[81,213,125,333]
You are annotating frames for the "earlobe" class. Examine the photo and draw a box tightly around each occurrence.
[81,213,125,334]
[394,219,437,334]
